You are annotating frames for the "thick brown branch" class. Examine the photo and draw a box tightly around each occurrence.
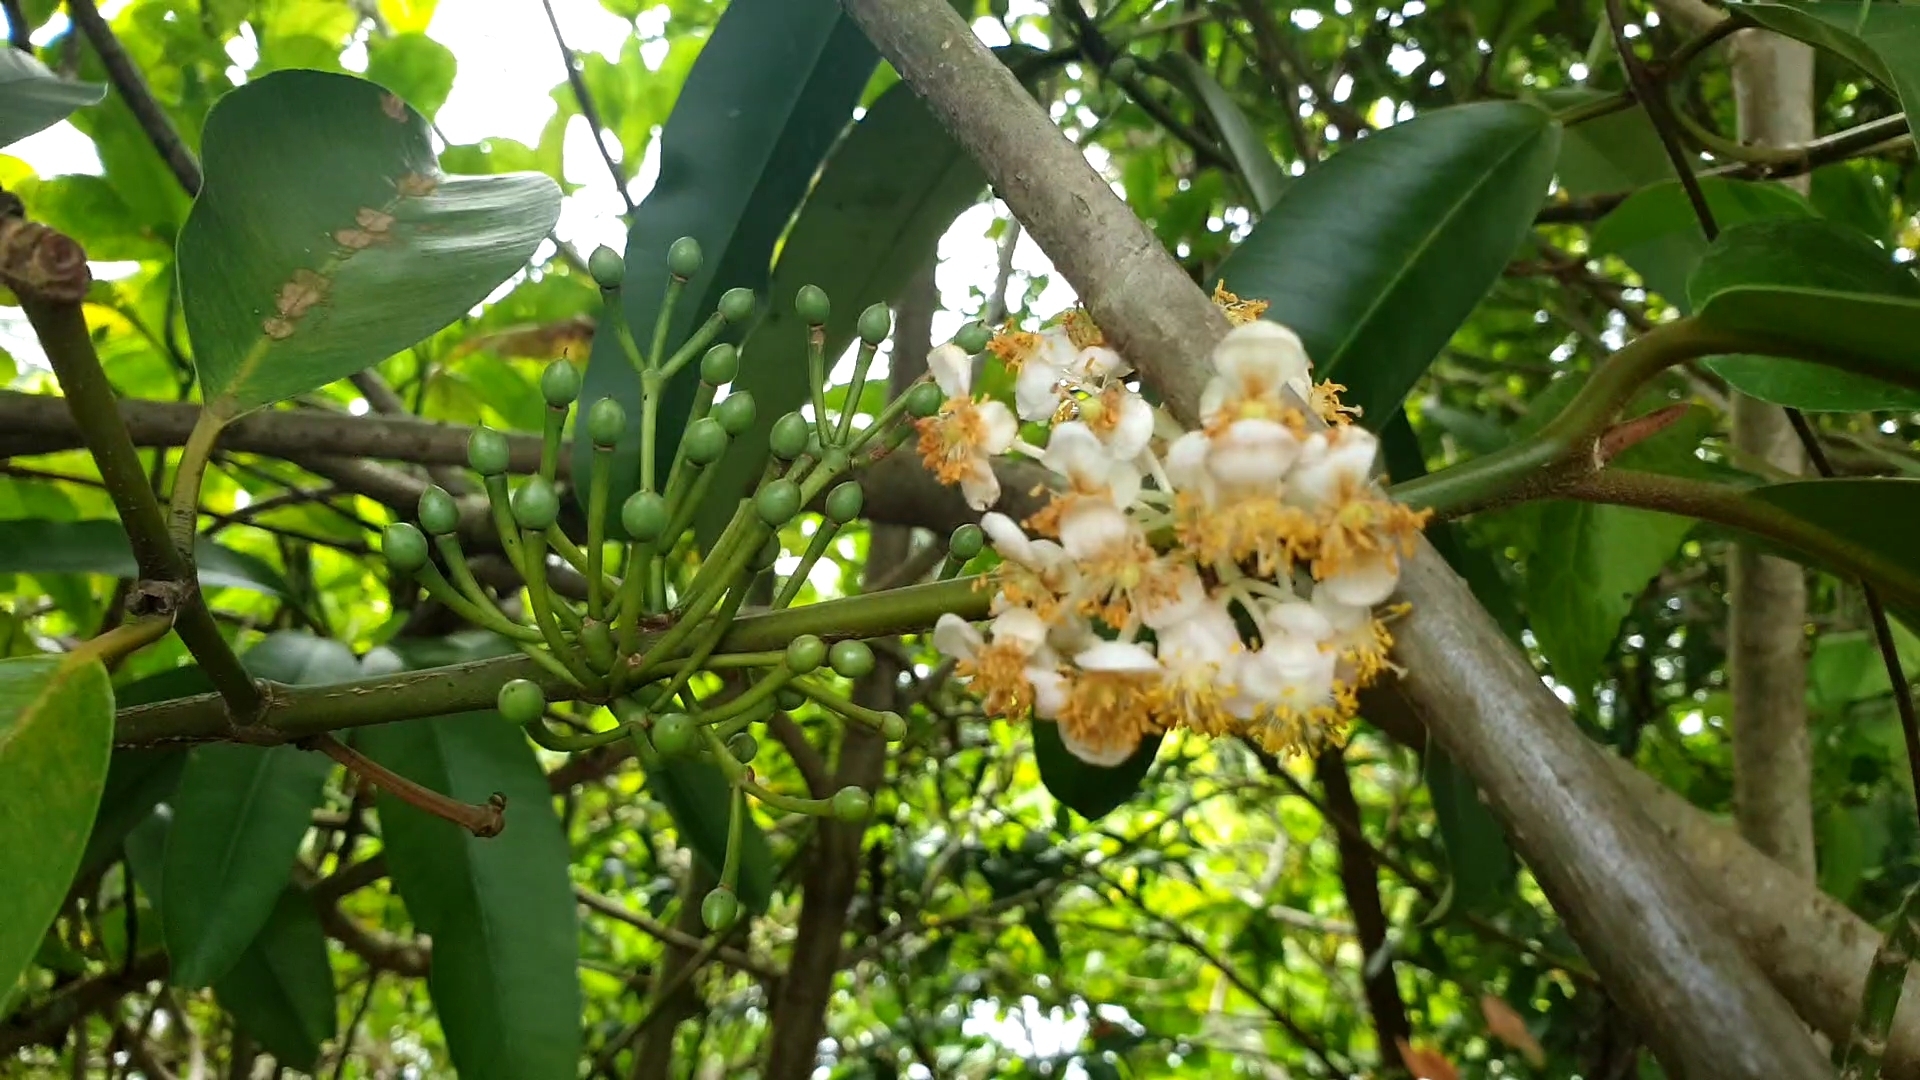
[1314,748,1412,1068]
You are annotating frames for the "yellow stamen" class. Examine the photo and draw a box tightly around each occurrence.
[1056,668,1161,759]
[1211,282,1271,326]
[988,324,1043,371]
[1311,380,1361,426]
[957,640,1039,718]
[1177,491,1316,579]
[915,396,997,486]
[1061,307,1107,349]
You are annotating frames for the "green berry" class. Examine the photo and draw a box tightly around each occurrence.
[701,887,740,932]
[653,712,696,757]
[667,236,703,278]
[777,688,806,711]
[824,481,863,524]
[857,302,891,345]
[718,287,755,324]
[880,712,908,741]
[756,478,802,526]
[830,786,871,824]
[786,634,826,675]
[588,245,625,290]
[1109,55,1138,81]
[540,359,581,408]
[795,284,830,325]
[804,433,823,460]
[904,382,945,418]
[728,732,759,764]
[467,426,511,476]
[417,484,459,536]
[622,490,669,543]
[769,412,810,459]
[682,417,729,466]
[829,639,874,679]
[497,679,545,725]
[382,522,429,572]
[586,397,626,448]
[954,321,992,354]
[715,391,757,436]
[512,476,560,531]
[949,523,984,560]
[700,343,739,385]
[750,534,782,572]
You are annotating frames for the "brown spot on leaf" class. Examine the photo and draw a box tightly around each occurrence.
[275,269,330,319]
[355,207,396,234]
[395,172,438,198]
[381,93,407,121]
[263,316,296,340]
[334,228,380,250]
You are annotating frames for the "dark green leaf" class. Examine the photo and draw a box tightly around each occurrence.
[1161,53,1287,211]
[162,634,357,987]
[1210,102,1560,427]
[1032,721,1160,822]
[1745,478,1920,616]
[213,886,336,1071]
[1589,177,1813,310]
[636,734,776,913]
[0,50,105,149]
[1687,218,1920,411]
[0,654,114,995]
[1733,2,1920,119]
[1694,286,1920,402]
[364,32,457,117]
[358,714,581,1080]
[1537,91,1672,197]
[575,0,877,527]
[1425,746,1516,914]
[693,78,988,544]
[1810,162,1895,245]
[179,70,561,419]
[0,519,292,596]
[74,665,212,880]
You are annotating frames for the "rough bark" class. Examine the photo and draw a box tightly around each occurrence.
[1314,747,1412,1069]
[761,260,936,1079]
[1728,28,1818,880]
[835,2,1833,1074]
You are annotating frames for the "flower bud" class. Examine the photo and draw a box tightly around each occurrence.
[768,412,810,459]
[880,712,907,741]
[830,786,871,823]
[727,731,758,764]
[718,287,756,324]
[467,426,511,476]
[653,712,696,757]
[382,522,429,572]
[750,534,782,571]
[622,490,668,543]
[1108,55,1137,81]
[682,417,729,466]
[586,397,626,448]
[715,391,757,436]
[588,245,624,290]
[512,476,560,531]
[954,321,993,354]
[701,886,740,932]
[794,284,830,325]
[757,478,802,526]
[786,634,825,675]
[824,481,863,524]
[700,343,739,385]
[540,359,580,408]
[667,236,702,279]
[856,302,891,345]
[904,382,944,418]
[417,484,459,536]
[777,688,806,711]
[829,639,874,679]
[948,523,984,560]
[497,679,544,725]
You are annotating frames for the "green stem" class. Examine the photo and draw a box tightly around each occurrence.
[1551,90,1635,127]
[649,278,684,370]
[431,535,545,642]
[482,474,527,575]
[522,714,634,753]
[659,312,728,379]
[718,775,745,891]
[692,666,793,726]
[638,582,751,711]
[845,380,929,458]
[66,615,172,667]
[834,340,880,445]
[540,405,565,485]
[167,412,224,557]
[640,370,662,496]
[1841,883,1920,1080]
[791,677,899,734]
[773,522,840,609]
[522,530,603,690]
[659,380,718,512]
[604,291,646,372]
[806,325,831,441]
[588,447,611,620]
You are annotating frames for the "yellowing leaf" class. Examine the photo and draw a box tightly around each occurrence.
[1397,1038,1461,1080]
[1480,994,1547,1066]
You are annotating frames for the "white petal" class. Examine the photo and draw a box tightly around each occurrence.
[1058,724,1140,766]
[1207,418,1300,490]
[933,614,983,661]
[1076,640,1161,673]
[1165,431,1213,494]
[1310,587,1373,631]
[1059,500,1135,560]
[1139,564,1208,631]
[1042,422,1109,487]
[974,400,1020,454]
[990,607,1050,650]
[1030,670,1070,717]
[1076,345,1130,380]
[958,458,1002,511]
[1038,328,1082,372]
[1015,361,1066,421]
[1106,393,1157,462]
[1320,552,1400,607]
[1259,598,1334,644]
[1213,320,1311,398]
[980,511,1034,564]
[928,343,972,398]
[1289,427,1379,508]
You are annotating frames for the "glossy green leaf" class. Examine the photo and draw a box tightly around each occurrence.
[1694,286,1920,402]
[364,32,457,118]
[694,78,988,544]
[178,70,561,419]
[1745,478,1920,616]
[575,0,877,525]
[162,634,357,987]
[358,714,580,1080]
[213,886,336,1071]
[1426,747,1516,915]
[1687,218,1920,412]
[1537,91,1671,198]
[0,519,292,596]
[1733,2,1920,119]
[0,654,114,996]
[1032,721,1160,822]
[74,666,213,879]
[1209,102,1560,427]
[1161,53,1287,211]
[1589,177,1813,310]
[0,50,105,149]
[636,732,776,913]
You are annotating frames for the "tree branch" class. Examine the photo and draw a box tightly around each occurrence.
[574,886,777,981]
[1314,747,1412,1069]
[4,0,30,51]
[538,0,633,216]
[65,0,202,195]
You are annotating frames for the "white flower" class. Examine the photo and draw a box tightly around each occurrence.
[1234,635,1340,720]
[1206,418,1302,492]
[933,610,1060,720]
[1287,427,1379,510]
[1138,562,1209,631]
[1014,329,1132,421]
[1316,550,1400,607]
[1200,321,1314,424]
[1083,385,1157,463]
[1058,640,1161,765]
[1042,421,1142,508]
[916,344,1019,511]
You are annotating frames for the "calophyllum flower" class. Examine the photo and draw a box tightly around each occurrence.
[990,322,1133,422]
[915,343,1019,510]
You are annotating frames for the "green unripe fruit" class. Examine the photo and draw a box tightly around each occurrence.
[880,712,907,741]
[830,786,872,823]
[756,478,802,526]
[382,522,429,572]
[718,287,756,323]
[540,359,581,408]
[581,620,615,672]
[904,382,945,418]
[804,433,823,460]
[497,679,545,725]
[750,534,782,572]
[954,321,993,354]
[785,634,825,675]
[653,712,696,757]
[467,426,511,476]
[586,397,626,448]
[588,245,625,289]
[769,412,810,459]
[512,476,560,531]
[795,284,830,325]
[728,731,758,764]
[829,639,875,679]
[715,391,757,436]
[701,887,740,932]
[622,490,668,543]
[1109,55,1138,81]
[776,688,806,711]
[682,417,729,466]
[857,302,891,345]
[667,236,702,278]
[700,343,739,386]
[824,481,863,524]
[949,523,984,560]
[417,484,459,536]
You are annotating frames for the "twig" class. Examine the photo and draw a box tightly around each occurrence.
[64,0,202,195]
[1605,0,1716,238]
[1315,747,1412,1063]
[538,0,633,215]
[4,0,30,51]
[310,734,506,837]
[766,711,832,799]
[573,886,779,980]
[330,973,380,1080]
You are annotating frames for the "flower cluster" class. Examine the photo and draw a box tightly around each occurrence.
[925,291,1429,765]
